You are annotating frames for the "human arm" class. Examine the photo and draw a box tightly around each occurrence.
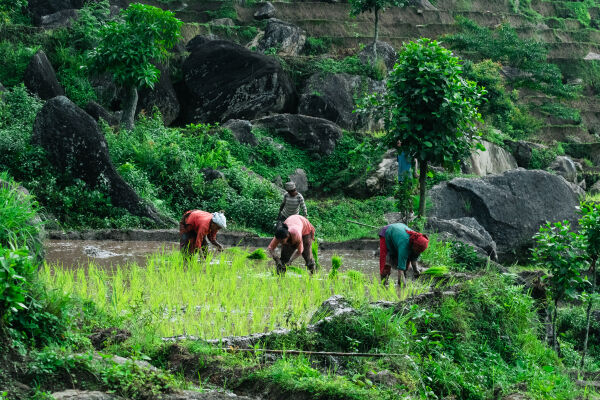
[267,238,280,260]
[278,194,287,217]
[299,194,308,217]
[207,230,223,251]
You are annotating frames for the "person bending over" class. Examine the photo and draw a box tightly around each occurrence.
[179,210,226,256]
[379,223,429,285]
[267,215,316,275]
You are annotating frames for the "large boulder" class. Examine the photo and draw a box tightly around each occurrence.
[504,140,546,168]
[252,114,342,156]
[180,40,296,123]
[462,140,518,176]
[254,2,275,20]
[223,119,258,146]
[426,217,497,260]
[84,101,120,126]
[27,0,89,24]
[137,63,180,125]
[364,150,398,194]
[32,96,173,227]
[257,19,306,56]
[40,9,79,29]
[408,0,437,10]
[298,73,385,131]
[428,169,580,262]
[549,155,577,183]
[24,50,64,100]
[590,180,600,195]
[358,41,397,72]
[288,168,308,193]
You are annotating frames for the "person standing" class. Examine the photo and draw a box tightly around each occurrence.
[278,181,308,222]
[379,223,429,285]
[179,210,226,256]
[267,215,316,275]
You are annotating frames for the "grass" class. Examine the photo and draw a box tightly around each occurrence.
[40,249,435,340]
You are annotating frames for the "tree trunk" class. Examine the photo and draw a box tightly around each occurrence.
[373,7,379,59]
[121,86,138,131]
[418,160,428,217]
[581,256,597,370]
[552,298,559,352]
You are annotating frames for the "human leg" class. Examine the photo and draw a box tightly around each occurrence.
[379,237,391,283]
[301,234,316,273]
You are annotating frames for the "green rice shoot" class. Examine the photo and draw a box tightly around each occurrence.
[40,249,430,339]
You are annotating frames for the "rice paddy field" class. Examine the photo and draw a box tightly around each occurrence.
[40,248,436,339]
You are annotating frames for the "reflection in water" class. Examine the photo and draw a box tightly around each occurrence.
[44,240,379,275]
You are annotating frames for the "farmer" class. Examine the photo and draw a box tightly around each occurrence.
[379,223,429,285]
[179,210,226,256]
[267,214,316,275]
[278,181,308,222]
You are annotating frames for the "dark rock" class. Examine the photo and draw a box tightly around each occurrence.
[504,140,546,168]
[590,180,600,195]
[90,73,119,108]
[358,41,397,72]
[426,216,498,260]
[309,295,356,324]
[549,155,577,183]
[27,0,90,25]
[181,40,296,123]
[40,9,78,29]
[185,35,218,53]
[428,169,580,262]
[366,370,402,386]
[201,168,225,181]
[84,101,120,126]
[32,96,173,227]
[223,119,257,146]
[137,63,180,125]
[209,17,234,26]
[252,114,342,156]
[501,66,533,80]
[299,72,385,131]
[288,168,308,193]
[257,19,306,56]
[24,50,64,100]
[89,328,131,349]
[52,391,118,400]
[254,2,275,20]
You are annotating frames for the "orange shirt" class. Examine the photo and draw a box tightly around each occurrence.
[182,210,218,250]
[268,215,315,254]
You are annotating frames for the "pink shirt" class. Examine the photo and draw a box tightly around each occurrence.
[268,215,315,254]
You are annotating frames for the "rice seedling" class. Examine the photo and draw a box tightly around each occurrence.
[329,254,341,279]
[40,249,431,340]
[247,248,267,260]
[423,265,449,277]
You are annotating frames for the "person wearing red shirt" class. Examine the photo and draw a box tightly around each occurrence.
[179,210,226,256]
[267,214,316,275]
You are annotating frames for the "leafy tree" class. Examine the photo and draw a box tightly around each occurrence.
[89,3,182,130]
[532,221,589,352]
[579,201,600,369]
[348,0,407,59]
[377,39,486,216]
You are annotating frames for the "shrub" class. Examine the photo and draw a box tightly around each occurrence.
[450,241,486,271]
[529,146,557,170]
[0,41,40,86]
[302,37,332,56]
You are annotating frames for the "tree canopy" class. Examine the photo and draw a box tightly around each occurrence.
[381,38,486,215]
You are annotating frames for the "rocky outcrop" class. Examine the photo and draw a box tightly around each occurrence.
[254,2,275,20]
[257,19,306,56]
[428,169,580,262]
[590,180,600,195]
[52,391,118,400]
[252,114,342,156]
[223,119,258,146]
[24,50,64,100]
[137,63,180,125]
[84,101,120,126]
[358,41,397,72]
[40,9,78,29]
[180,40,296,123]
[364,150,398,194]
[32,96,173,227]
[426,217,497,260]
[299,72,385,131]
[288,168,308,193]
[409,0,437,10]
[549,155,577,183]
[209,17,234,26]
[504,140,546,168]
[462,140,518,176]
[27,0,88,24]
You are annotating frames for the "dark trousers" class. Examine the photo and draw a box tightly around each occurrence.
[279,234,316,273]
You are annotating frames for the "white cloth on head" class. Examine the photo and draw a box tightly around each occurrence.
[211,212,227,229]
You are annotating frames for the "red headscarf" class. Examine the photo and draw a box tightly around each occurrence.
[406,230,429,255]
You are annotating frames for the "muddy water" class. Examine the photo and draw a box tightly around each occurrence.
[44,240,379,275]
